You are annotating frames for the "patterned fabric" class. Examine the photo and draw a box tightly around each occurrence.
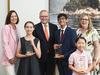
[69,50,92,75]
[76,28,100,75]
[76,28,99,55]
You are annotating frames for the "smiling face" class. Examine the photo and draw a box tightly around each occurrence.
[75,38,86,52]
[5,10,19,25]
[24,22,35,35]
[79,15,90,30]
[57,13,68,29]
[39,10,49,24]
[58,16,68,27]
[10,12,18,25]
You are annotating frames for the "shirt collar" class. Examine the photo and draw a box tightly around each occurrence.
[76,49,85,54]
[60,25,67,31]
[42,23,49,27]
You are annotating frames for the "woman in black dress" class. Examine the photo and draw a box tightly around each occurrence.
[16,21,41,75]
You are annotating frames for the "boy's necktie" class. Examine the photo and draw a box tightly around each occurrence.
[60,30,64,41]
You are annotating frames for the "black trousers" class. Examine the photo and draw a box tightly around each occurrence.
[39,58,55,75]
[56,59,72,75]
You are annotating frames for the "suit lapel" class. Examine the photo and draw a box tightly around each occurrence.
[9,25,17,42]
[61,27,69,42]
[48,24,52,41]
[39,23,48,41]
[58,29,61,42]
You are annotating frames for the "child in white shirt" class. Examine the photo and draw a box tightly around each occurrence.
[69,37,93,75]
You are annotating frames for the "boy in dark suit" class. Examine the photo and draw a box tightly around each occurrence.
[54,13,77,75]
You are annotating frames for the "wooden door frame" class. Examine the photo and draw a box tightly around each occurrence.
[8,0,10,12]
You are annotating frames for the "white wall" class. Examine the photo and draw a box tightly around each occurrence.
[0,0,8,75]
[10,0,49,37]
[0,0,48,74]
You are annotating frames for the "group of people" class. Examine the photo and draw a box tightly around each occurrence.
[1,9,100,75]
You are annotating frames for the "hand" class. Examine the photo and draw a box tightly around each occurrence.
[9,57,16,64]
[54,44,61,49]
[75,68,86,74]
[25,52,35,57]
[29,39,34,45]
[92,61,97,70]
[91,59,100,71]
[29,39,35,47]
[82,69,89,74]
[55,54,64,58]
[97,59,100,65]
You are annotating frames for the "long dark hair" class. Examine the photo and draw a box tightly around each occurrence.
[5,10,19,25]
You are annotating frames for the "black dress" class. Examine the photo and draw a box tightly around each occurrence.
[17,37,40,75]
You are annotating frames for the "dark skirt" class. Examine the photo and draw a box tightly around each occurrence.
[17,55,40,75]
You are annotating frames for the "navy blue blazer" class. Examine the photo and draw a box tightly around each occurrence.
[55,27,77,61]
[33,22,58,62]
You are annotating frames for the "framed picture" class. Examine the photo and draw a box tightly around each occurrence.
[49,0,100,33]
[8,0,10,12]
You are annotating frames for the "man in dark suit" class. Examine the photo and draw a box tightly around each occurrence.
[54,13,77,75]
[33,10,58,75]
